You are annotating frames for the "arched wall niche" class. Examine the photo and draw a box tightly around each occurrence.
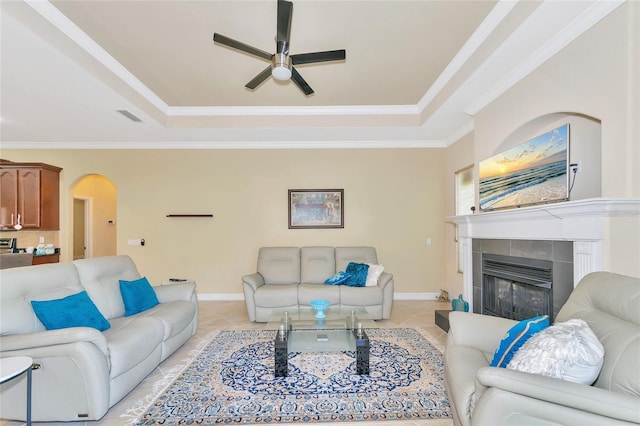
[486,112,602,201]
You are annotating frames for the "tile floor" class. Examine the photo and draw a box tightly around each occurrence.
[1,300,453,426]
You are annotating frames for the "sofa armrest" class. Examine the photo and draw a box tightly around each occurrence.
[242,273,265,322]
[476,367,640,423]
[447,311,517,354]
[154,281,197,304]
[0,327,108,357]
[0,336,111,421]
[242,272,265,292]
[377,271,392,289]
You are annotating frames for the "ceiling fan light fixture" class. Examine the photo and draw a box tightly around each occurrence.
[271,53,291,80]
[272,66,291,81]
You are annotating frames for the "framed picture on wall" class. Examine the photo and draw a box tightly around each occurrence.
[288,189,344,229]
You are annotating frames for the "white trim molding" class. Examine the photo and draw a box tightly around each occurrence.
[196,293,245,301]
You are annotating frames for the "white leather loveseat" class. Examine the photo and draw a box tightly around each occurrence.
[0,255,198,422]
[445,271,640,426]
[243,246,394,322]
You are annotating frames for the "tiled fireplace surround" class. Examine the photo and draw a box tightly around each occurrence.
[472,239,573,319]
[448,198,640,314]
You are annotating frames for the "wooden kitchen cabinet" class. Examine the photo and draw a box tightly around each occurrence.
[0,160,62,230]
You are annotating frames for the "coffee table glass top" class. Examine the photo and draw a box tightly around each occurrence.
[265,306,378,331]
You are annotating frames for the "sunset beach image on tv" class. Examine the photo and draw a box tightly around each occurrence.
[479,124,569,211]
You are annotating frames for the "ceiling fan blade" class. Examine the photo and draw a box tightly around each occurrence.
[245,66,273,90]
[291,67,314,96]
[213,33,272,61]
[276,0,293,55]
[291,49,346,65]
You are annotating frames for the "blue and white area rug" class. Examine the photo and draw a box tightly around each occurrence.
[127,328,451,424]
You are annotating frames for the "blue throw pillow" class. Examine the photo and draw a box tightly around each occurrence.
[490,315,550,368]
[31,291,110,331]
[344,262,369,287]
[324,271,351,285]
[119,276,159,316]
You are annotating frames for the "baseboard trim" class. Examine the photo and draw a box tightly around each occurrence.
[393,292,440,300]
[197,293,245,301]
[196,292,440,301]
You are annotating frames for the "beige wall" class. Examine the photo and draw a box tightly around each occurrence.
[2,148,447,296]
[450,1,640,277]
[475,2,639,198]
[5,2,639,296]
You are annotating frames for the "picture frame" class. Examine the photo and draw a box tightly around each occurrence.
[288,189,344,229]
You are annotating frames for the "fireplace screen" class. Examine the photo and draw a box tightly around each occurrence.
[482,254,553,321]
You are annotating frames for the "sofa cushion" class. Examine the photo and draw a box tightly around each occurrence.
[31,291,111,332]
[335,247,378,272]
[555,272,640,396]
[254,283,299,308]
[339,284,382,306]
[74,255,142,319]
[257,247,301,285]
[119,277,159,316]
[301,247,336,284]
[104,316,164,377]
[298,283,340,305]
[140,301,197,340]
[345,262,369,287]
[507,319,604,384]
[0,262,84,335]
[490,315,549,368]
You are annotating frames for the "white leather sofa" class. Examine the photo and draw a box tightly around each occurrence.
[243,246,394,322]
[0,255,198,422]
[445,271,640,426]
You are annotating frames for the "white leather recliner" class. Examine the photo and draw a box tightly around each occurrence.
[445,271,640,426]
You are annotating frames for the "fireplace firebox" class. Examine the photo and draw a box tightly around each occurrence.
[482,253,553,321]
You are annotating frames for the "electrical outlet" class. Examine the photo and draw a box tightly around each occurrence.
[571,161,581,173]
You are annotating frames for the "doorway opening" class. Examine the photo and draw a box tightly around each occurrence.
[73,197,91,260]
[71,175,117,259]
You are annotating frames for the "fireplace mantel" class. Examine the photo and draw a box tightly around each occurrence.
[446,197,640,311]
[447,198,640,241]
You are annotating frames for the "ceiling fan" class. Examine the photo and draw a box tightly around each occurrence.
[213,0,346,96]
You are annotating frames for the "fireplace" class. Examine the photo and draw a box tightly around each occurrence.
[448,198,640,314]
[481,253,553,321]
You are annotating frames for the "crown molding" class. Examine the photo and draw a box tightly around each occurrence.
[0,140,447,150]
[463,0,625,116]
[416,0,517,112]
[25,0,169,114]
[443,120,475,147]
[167,104,420,117]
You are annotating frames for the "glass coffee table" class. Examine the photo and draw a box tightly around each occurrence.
[266,306,377,377]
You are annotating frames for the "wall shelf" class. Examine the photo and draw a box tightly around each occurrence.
[166,214,214,218]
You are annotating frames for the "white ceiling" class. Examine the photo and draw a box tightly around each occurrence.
[0,0,624,149]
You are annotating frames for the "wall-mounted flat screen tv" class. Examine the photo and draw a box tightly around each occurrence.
[479,124,569,211]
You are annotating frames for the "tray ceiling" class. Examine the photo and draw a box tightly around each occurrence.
[0,1,623,148]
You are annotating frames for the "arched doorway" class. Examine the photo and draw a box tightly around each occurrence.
[71,175,117,259]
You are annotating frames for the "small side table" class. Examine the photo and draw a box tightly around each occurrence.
[0,356,33,426]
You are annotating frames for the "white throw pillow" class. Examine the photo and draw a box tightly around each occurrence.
[365,264,384,287]
[507,319,604,385]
